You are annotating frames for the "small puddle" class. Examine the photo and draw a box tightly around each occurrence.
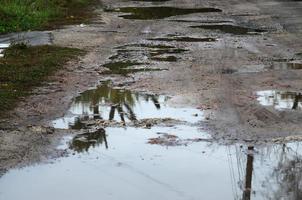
[101,61,163,75]
[257,90,302,110]
[149,37,217,42]
[269,61,302,70]
[109,43,187,65]
[109,7,222,20]
[0,43,10,58]
[0,31,53,57]
[190,24,266,35]
[171,19,233,24]
[0,31,53,46]
[151,55,178,62]
[101,61,155,75]
[52,83,202,129]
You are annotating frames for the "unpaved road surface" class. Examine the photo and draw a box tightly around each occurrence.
[0,0,302,199]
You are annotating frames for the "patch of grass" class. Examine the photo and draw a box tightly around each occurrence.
[0,0,97,34]
[0,44,85,112]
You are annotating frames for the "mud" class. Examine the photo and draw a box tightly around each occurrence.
[0,0,302,198]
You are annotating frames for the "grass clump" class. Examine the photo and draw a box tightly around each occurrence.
[0,44,84,112]
[0,0,96,34]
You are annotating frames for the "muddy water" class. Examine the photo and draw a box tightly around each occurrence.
[110,7,222,20]
[1,0,302,199]
[104,43,187,74]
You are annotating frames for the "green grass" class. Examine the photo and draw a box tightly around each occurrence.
[0,0,96,34]
[0,44,85,112]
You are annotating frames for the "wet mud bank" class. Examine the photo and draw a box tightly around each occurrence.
[0,0,302,199]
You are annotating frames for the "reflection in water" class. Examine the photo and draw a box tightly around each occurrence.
[256,90,302,110]
[242,146,254,200]
[1,128,301,200]
[70,128,108,153]
[53,83,202,129]
[228,143,302,200]
[54,84,160,129]
[269,61,302,70]
[262,144,302,200]
[0,43,10,58]
[72,84,162,122]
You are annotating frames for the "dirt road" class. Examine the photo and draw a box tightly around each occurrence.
[0,0,302,193]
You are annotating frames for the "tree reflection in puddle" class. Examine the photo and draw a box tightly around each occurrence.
[228,142,302,200]
[69,128,108,153]
[1,128,301,200]
[52,83,196,129]
[72,83,163,122]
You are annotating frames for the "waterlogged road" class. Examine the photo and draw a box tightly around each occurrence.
[0,0,302,199]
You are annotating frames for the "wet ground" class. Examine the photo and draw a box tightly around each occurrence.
[1,84,302,200]
[1,0,302,199]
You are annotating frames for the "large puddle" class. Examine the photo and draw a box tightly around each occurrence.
[1,84,302,199]
[109,7,222,20]
[0,127,301,200]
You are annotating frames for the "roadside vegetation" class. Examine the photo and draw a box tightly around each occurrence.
[0,44,85,113]
[0,0,96,34]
